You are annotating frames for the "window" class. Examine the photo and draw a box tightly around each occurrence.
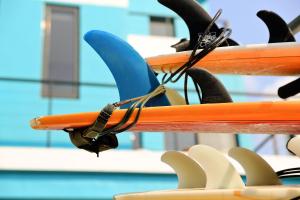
[42,5,79,98]
[150,16,175,37]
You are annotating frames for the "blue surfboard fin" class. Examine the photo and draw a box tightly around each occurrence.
[84,30,170,108]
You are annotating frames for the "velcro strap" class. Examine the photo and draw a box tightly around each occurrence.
[83,104,115,138]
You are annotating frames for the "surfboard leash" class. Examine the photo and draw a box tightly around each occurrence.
[276,167,300,179]
[66,85,166,156]
[162,9,232,105]
[161,9,230,84]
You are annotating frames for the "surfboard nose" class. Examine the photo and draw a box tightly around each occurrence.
[84,30,170,108]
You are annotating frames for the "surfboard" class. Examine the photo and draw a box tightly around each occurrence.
[146,42,300,76]
[30,101,300,134]
[114,186,300,200]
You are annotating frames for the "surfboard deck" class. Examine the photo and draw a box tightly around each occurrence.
[30,101,300,134]
[114,186,300,200]
[146,42,300,76]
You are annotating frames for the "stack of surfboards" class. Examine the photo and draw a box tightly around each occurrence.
[114,144,300,200]
[29,14,300,200]
[30,0,300,198]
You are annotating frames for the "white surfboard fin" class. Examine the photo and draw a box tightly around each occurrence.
[287,136,300,156]
[188,145,244,189]
[161,151,206,189]
[229,147,281,186]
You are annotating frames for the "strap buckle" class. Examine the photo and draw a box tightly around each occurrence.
[83,104,116,138]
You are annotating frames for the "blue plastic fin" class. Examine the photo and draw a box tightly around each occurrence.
[84,30,170,108]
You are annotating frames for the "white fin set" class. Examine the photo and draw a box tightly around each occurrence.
[162,144,288,189]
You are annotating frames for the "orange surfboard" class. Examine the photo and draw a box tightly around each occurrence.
[146,42,300,76]
[31,101,300,134]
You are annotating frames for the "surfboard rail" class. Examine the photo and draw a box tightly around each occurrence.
[114,186,300,200]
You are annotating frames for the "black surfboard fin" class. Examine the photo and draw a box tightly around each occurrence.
[257,10,296,43]
[257,12,300,99]
[170,38,190,52]
[158,0,238,52]
[278,78,300,99]
[257,11,300,99]
[186,68,232,104]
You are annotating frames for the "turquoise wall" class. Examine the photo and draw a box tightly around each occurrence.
[0,0,48,146]
[0,170,299,200]
[0,2,193,199]
[0,170,177,200]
